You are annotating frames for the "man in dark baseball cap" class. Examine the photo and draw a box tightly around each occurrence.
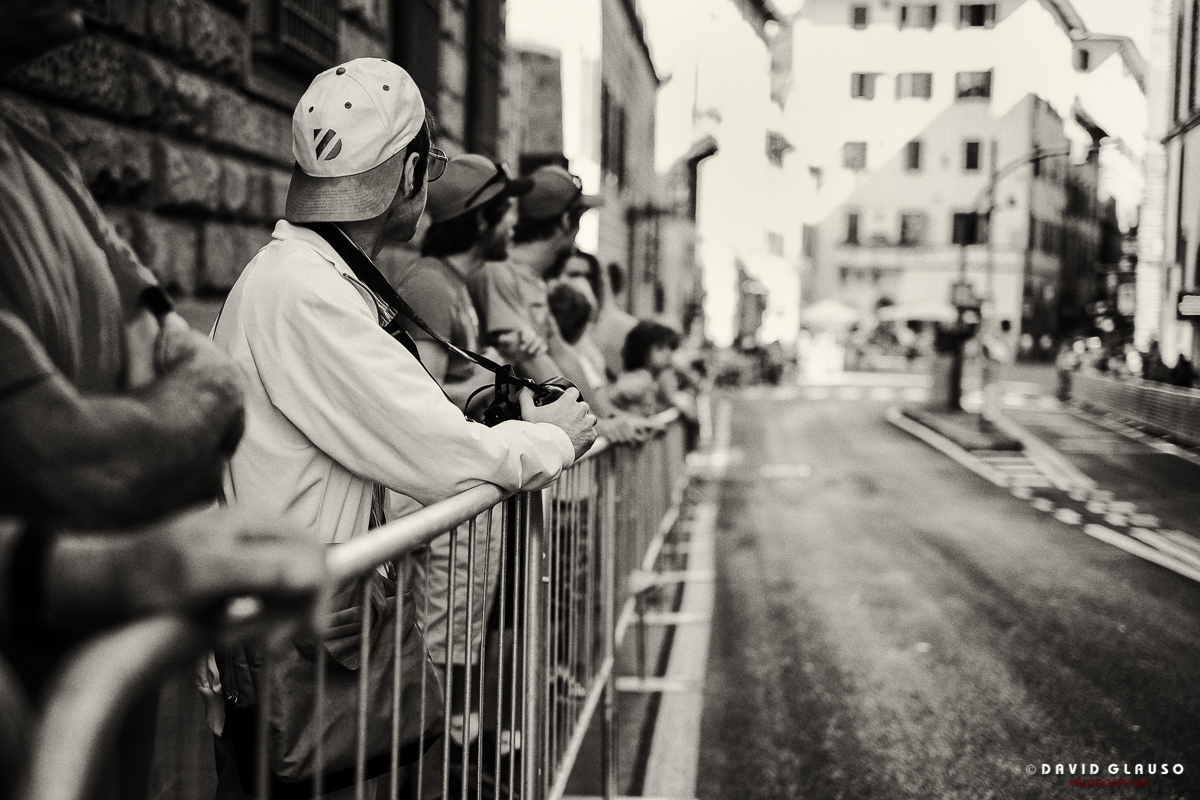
[468,165,654,443]
[516,165,603,221]
[402,154,533,411]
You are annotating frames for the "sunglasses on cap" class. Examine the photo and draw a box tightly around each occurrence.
[462,160,517,207]
[426,147,448,182]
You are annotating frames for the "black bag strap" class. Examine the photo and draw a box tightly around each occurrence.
[304,222,544,392]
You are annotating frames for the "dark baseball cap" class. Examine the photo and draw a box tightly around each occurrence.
[518,165,603,221]
[424,154,534,224]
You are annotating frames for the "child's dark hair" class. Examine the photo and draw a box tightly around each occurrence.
[621,320,680,372]
[548,282,593,345]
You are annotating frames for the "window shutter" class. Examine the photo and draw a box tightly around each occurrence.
[394,0,442,116]
[467,0,504,157]
[278,0,339,71]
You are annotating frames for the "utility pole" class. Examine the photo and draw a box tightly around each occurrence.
[980,138,999,428]
[942,144,1075,416]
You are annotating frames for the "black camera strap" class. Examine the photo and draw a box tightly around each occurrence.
[304,222,545,394]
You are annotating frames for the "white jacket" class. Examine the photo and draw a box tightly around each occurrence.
[213,221,575,544]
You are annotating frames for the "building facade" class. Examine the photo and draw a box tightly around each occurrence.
[787,0,1146,357]
[507,0,680,325]
[1140,0,1200,366]
[643,0,805,348]
[1,0,509,328]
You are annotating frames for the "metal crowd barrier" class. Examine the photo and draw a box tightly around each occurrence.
[1070,370,1200,447]
[17,410,688,800]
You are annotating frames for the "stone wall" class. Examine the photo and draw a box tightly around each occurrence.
[1,0,504,319]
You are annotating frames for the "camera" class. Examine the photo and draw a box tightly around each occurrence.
[481,374,579,427]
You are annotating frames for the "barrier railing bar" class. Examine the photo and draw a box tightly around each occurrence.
[461,514,478,800]
[476,510,493,800]
[389,559,404,800]
[600,464,618,800]
[494,501,509,797]
[355,578,372,800]
[23,617,205,800]
[508,496,523,800]
[416,547,431,798]
[327,484,506,583]
[522,492,546,800]
[442,522,459,798]
[546,655,616,800]
[24,412,684,800]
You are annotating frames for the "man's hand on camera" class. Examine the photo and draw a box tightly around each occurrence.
[519,386,598,461]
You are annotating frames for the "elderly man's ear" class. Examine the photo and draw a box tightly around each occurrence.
[403,151,422,198]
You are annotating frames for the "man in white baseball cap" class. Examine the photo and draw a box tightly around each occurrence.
[208,59,597,798]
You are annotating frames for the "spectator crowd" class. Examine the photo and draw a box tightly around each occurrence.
[0,4,702,799]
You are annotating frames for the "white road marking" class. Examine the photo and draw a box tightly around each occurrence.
[759,463,813,479]
[1129,529,1200,572]
[1054,508,1082,526]
[1082,524,1200,584]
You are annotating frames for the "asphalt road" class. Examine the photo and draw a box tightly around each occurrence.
[697,390,1200,800]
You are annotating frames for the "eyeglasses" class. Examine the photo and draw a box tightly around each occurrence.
[426,148,448,182]
[462,160,515,207]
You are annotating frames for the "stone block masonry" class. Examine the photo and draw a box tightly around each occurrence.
[0,0,496,304]
[0,0,389,301]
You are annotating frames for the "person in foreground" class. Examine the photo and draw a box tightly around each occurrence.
[209,58,597,799]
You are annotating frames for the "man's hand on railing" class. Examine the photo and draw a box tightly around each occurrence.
[519,386,598,461]
[43,508,326,627]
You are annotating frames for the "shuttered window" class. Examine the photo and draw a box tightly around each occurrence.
[467,0,504,157]
[278,0,339,71]
[394,0,442,116]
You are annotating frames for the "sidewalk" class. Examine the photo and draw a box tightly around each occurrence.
[888,380,1200,586]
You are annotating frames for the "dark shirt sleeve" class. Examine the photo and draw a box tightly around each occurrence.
[0,112,164,322]
[399,265,456,342]
[476,267,534,339]
[0,311,55,399]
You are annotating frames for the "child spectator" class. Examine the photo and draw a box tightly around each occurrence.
[611,321,684,417]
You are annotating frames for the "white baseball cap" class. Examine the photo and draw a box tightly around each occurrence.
[286,58,427,223]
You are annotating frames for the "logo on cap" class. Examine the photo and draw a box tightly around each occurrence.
[313,128,343,161]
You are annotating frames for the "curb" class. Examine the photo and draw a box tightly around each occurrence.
[889,404,1200,587]
[885,406,1010,487]
[985,408,1096,494]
